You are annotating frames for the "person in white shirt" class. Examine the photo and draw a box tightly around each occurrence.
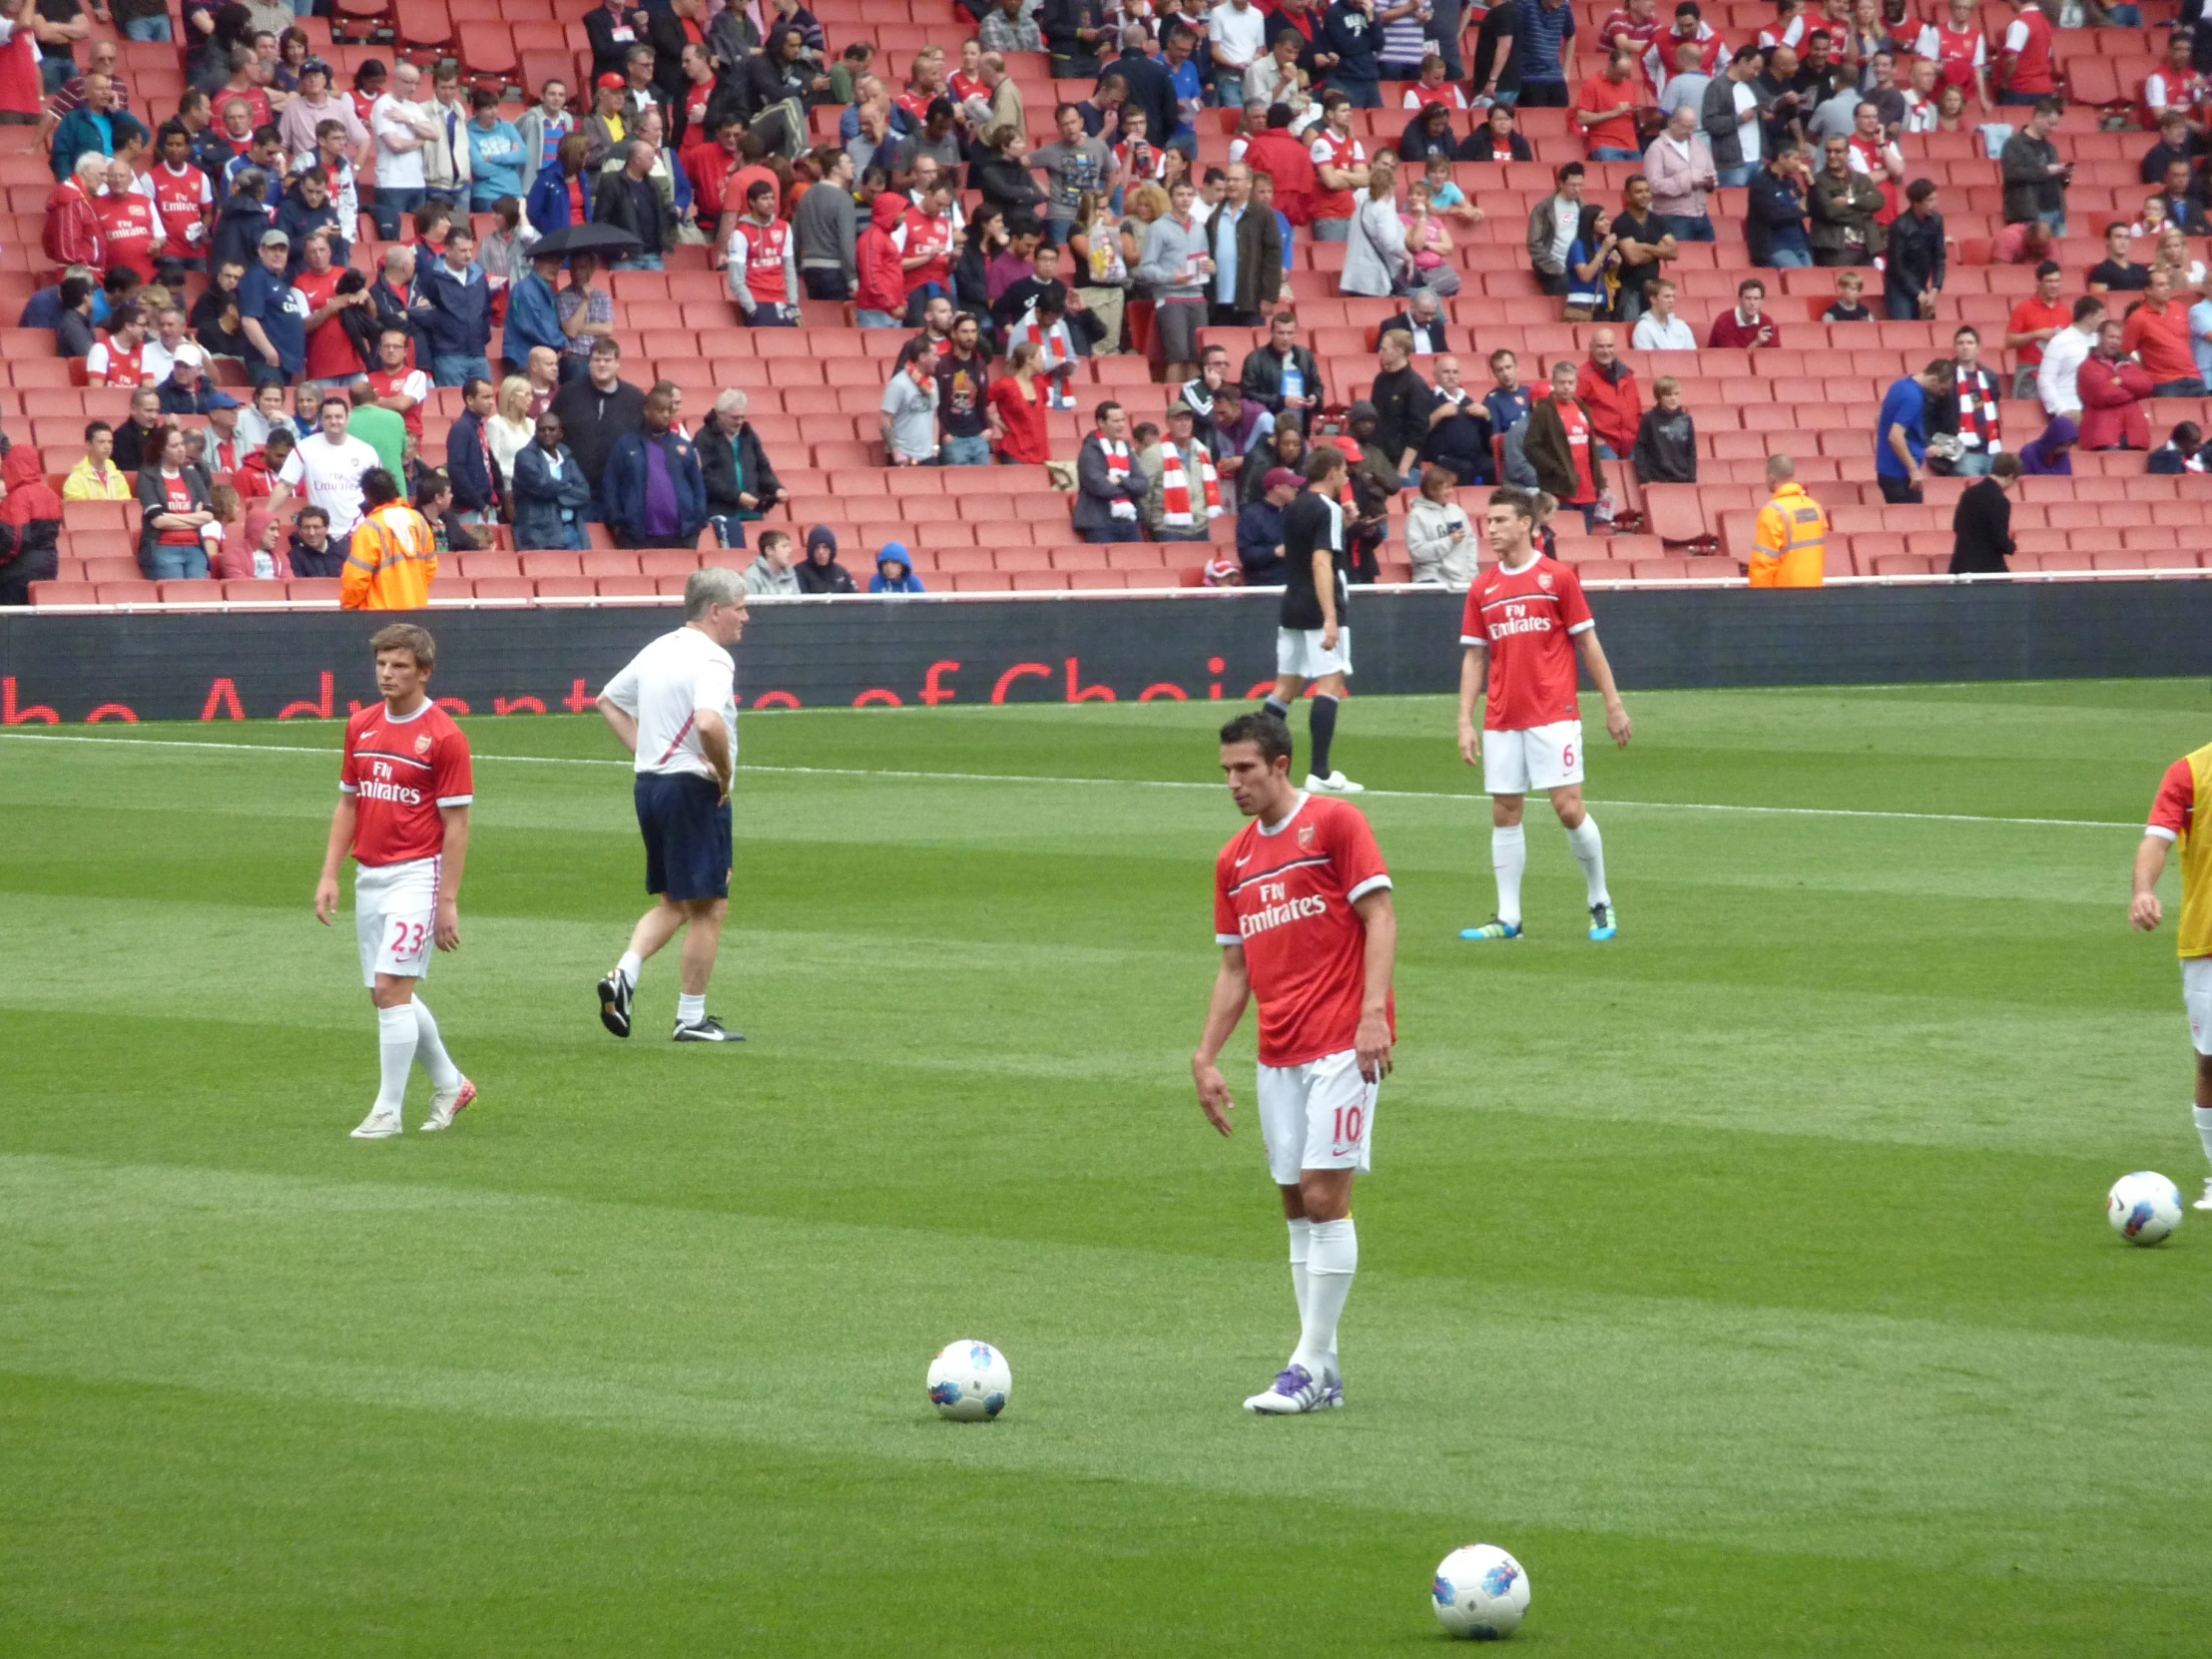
[273,395,385,539]
[369,60,440,240]
[1208,0,1268,107]
[593,568,750,1044]
[1631,277,1698,348]
[1899,56,1939,134]
[2036,295,2105,421]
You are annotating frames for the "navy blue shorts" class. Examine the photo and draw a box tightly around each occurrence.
[635,772,732,902]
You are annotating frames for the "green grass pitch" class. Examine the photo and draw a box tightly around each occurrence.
[4,680,2210,1655]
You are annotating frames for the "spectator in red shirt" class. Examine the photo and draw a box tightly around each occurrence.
[1575,44,1647,161]
[2077,318,2154,451]
[2122,268,2208,397]
[1576,326,1643,458]
[1238,104,1319,228]
[1708,276,1780,347]
[989,340,1056,465]
[2003,258,2069,400]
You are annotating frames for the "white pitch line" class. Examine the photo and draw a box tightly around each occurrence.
[0,730,2140,830]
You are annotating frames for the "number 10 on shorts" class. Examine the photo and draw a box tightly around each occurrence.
[1331,1101,1367,1159]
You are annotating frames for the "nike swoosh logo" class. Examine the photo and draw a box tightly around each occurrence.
[1235,855,1252,866]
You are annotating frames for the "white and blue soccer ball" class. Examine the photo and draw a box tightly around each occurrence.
[1432,1543,1529,1640]
[925,1340,1011,1421]
[2107,1172,2184,1247]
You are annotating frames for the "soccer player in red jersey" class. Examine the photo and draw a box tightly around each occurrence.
[1194,713,1397,1414]
[1456,487,1632,943]
[2131,737,2212,1211]
[312,625,478,1139]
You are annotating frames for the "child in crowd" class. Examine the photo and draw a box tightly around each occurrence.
[1631,375,1699,484]
[202,483,243,572]
[1823,270,1873,322]
[870,540,926,593]
[1420,153,1484,229]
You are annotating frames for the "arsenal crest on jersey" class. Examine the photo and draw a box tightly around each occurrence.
[1298,824,1318,850]
[1537,571,1553,590]
[415,733,433,756]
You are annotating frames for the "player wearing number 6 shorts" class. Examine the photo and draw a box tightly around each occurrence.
[2130,739,2212,1212]
[1193,713,1397,1414]
[312,624,477,1140]
[1456,486,1633,943]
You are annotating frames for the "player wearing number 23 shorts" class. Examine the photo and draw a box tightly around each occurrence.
[1194,714,1397,1415]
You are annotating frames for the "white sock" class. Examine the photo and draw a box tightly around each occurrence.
[1291,1217,1357,1381]
[1567,816,1610,906]
[677,991,706,1026]
[412,997,461,1091]
[1491,826,1526,926]
[1287,1216,1312,1325]
[2194,1105,2212,1171]
[617,950,643,989]
[374,1004,415,1118]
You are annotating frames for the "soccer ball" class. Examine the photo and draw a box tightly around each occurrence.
[925,1340,1011,1421]
[1432,1543,1530,1640]
[2107,1172,2184,1247]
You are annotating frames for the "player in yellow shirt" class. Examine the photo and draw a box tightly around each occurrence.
[2130,738,2212,1211]
[340,469,439,611]
[1747,454,1828,588]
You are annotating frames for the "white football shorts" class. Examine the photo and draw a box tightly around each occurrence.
[1277,625,1352,681]
[2184,957,2212,1058]
[1255,1049,1377,1187]
[355,855,440,987]
[1482,719,1584,796]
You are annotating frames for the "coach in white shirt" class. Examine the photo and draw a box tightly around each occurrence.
[594,567,749,1044]
[1631,278,1698,349]
[2036,295,2105,421]
[273,395,384,539]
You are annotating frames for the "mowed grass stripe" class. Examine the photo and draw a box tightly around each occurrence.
[6,1151,2209,1590]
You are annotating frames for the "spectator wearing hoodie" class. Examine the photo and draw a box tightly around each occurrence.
[209,169,276,273]
[1404,465,1477,585]
[235,425,293,496]
[855,191,908,326]
[741,527,803,596]
[213,503,292,579]
[410,224,494,387]
[0,447,61,605]
[869,540,926,592]
[795,524,857,593]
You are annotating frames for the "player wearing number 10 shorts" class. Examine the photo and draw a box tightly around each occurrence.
[312,624,478,1141]
[1455,487,1633,944]
[1193,713,1397,1415]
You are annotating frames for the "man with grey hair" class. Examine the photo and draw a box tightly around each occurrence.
[369,60,438,239]
[595,569,751,1044]
[701,386,788,547]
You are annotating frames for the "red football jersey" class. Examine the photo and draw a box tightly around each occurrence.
[150,161,213,259]
[96,193,162,283]
[340,700,473,867]
[1213,795,1394,1068]
[1460,554,1595,732]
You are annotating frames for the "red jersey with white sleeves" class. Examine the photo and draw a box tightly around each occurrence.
[1461,553,1595,731]
[1213,794,1394,1068]
[339,699,474,867]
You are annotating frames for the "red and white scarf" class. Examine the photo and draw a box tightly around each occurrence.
[1955,364,2001,453]
[1158,440,1222,527]
[1098,436,1131,481]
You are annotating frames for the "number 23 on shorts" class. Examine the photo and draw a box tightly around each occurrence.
[388,915,429,957]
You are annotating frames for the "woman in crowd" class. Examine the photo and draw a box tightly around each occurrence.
[135,425,217,580]
[1404,466,1477,586]
[1467,102,1533,164]
[989,339,1055,466]
[972,124,1048,222]
[1245,417,1306,508]
[1565,204,1620,319]
[487,376,538,490]
[1066,190,1128,355]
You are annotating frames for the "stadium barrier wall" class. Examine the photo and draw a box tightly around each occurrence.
[2,583,2209,724]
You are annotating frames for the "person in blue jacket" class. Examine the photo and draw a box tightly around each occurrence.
[869,540,926,593]
[524,134,597,235]
[511,410,592,550]
[445,377,504,524]
[51,78,150,180]
[409,224,494,387]
[602,382,707,549]
[501,248,568,375]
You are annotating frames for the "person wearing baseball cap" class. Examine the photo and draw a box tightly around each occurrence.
[1235,464,1304,585]
[238,226,306,386]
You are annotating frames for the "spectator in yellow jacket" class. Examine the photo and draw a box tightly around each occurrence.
[1748,454,1828,588]
[61,421,134,501]
[340,469,439,610]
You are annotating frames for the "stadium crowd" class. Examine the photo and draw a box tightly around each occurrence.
[2,0,2211,608]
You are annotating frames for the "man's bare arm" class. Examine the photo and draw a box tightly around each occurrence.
[597,692,639,753]
[1351,887,1395,1082]
[1192,943,1252,1136]
[2132,833,2171,930]
[312,795,356,923]
[434,805,468,949]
